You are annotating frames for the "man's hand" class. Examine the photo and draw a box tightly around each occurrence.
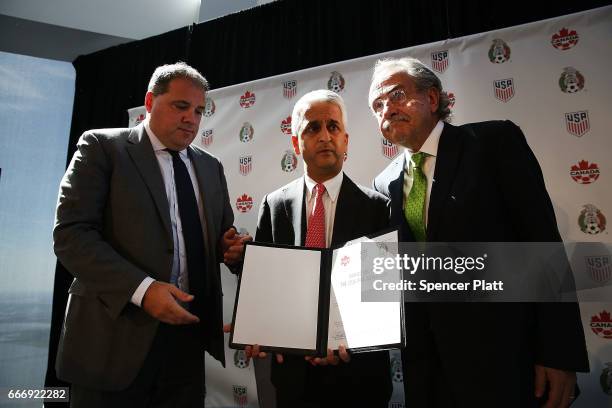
[305,345,351,366]
[535,364,577,408]
[221,228,252,265]
[142,281,200,325]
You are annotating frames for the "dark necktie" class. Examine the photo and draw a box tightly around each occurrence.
[167,149,206,318]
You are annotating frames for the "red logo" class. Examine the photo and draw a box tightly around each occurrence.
[570,160,600,184]
[280,116,292,135]
[591,310,612,339]
[236,194,254,213]
[493,78,514,102]
[341,256,350,267]
[134,113,145,126]
[381,138,399,159]
[551,28,579,50]
[201,129,213,147]
[447,92,456,109]
[431,50,449,73]
[239,91,256,108]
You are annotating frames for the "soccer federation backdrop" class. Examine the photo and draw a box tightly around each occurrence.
[129,5,612,407]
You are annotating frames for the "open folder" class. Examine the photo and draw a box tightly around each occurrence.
[229,229,405,356]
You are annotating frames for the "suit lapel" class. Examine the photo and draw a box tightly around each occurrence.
[427,123,464,240]
[388,156,406,229]
[126,126,172,239]
[283,177,306,246]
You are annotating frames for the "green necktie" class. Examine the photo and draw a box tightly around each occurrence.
[404,152,428,241]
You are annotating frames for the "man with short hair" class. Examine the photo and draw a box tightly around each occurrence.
[253,89,392,407]
[369,57,589,408]
[54,62,247,407]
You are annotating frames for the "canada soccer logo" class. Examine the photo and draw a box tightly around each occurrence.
[559,67,585,93]
[488,39,511,64]
[447,92,456,109]
[381,138,399,159]
[570,160,599,184]
[601,363,612,395]
[585,255,611,284]
[551,28,579,50]
[204,97,215,117]
[232,385,248,407]
[233,350,250,369]
[493,78,514,102]
[239,122,254,143]
[236,194,253,213]
[327,71,345,93]
[281,150,298,172]
[578,204,606,235]
[590,310,612,339]
[134,113,145,126]
[565,111,590,137]
[341,256,350,267]
[280,116,292,135]
[239,155,252,176]
[282,80,297,99]
[431,50,449,73]
[239,91,256,108]
[201,129,214,147]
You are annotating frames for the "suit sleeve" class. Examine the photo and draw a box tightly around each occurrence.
[216,159,239,270]
[53,132,149,319]
[495,121,589,372]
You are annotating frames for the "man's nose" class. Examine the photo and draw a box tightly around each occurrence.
[318,128,332,142]
[182,109,198,124]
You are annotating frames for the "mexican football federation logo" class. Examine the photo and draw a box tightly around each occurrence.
[551,28,579,50]
[570,160,599,184]
[239,155,252,176]
[390,355,403,383]
[381,138,399,159]
[590,310,612,339]
[232,385,248,407]
[281,150,298,172]
[236,194,253,213]
[201,129,213,147]
[239,91,256,108]
[233,349,250,369]
[601,363,612,395]
[282,80,297,99]
[239,122,254,143]
[578,204,606,235]
[585,255,611,284]
[204,97,215,117]
[559,67,585,93]
[431,50,449,73]
[280,116,292,135]
[565,111,590,137]
[327,71,345,93]
[493,78,514,102]
[488,39,511,64]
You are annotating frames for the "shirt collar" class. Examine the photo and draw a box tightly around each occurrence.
[304,171,344,203]
[144,118,188,158]
[404,119,444,162]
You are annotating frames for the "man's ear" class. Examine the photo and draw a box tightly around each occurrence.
[427,88,440,114]
[145,91,155,113]
[292,135,301,155]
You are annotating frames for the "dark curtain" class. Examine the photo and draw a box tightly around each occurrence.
[45,0,609,401]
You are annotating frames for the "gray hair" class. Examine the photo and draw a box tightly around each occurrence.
[369,57,452,122]
[147,62,209,96]
[291,89,348,137]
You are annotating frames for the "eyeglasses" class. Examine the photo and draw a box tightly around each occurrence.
[372,88,408,114]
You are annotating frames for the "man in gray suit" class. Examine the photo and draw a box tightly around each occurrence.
[53,62,247,407]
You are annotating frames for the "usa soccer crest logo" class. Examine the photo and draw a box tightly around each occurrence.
[281,150,298,172]
[493,78,514,102]
[282,80,297,99]
[590,310,612,339]
[239,91,256,108]
[233,350,250,369]
[559,67,585,93]
[232,385,248,407]
[602,363,612,395]
[381,138,399,159]
[570,160,599,184]
[430,50,449,73]
[578,204,606,235]
[488,39,511,63]
[201,129,213,147]
[585,255,611,284]
[447,92,456,109]
[204,97,215,117]
[280,116,292,135]
[551,28,579,50]
[239,122,254,143]
[236,194,253,213]
[327,71,345,93]
[565,111,590,137]
[239,155,252,176]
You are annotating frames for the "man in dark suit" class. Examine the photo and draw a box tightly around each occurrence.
[251,90,392,407]
[368,57,589,408]
[53,62,247,407]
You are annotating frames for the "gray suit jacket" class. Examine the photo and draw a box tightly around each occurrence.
[53,124,234,390]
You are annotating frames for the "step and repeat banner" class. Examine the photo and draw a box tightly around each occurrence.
[129,5,612,407]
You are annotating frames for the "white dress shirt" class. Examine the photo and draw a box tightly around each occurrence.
[304,171,344,248]
[403,120,444,227]
[131,120,205,307]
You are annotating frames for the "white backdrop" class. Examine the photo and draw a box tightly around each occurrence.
[129,5,612,407]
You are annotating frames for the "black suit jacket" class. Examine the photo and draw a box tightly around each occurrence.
[255,174,393,404]
[374,121,589,407]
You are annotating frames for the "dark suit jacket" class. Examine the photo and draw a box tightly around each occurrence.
[53,124,234,390]
[374,121,589,407]
[255,174,393,404]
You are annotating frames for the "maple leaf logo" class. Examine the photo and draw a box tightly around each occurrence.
[341,256,350,266]
[590,310,612,339]
[239,91,256,108]
[236,194,254,213]
[280,116,292,135]
[570,160,600,184]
